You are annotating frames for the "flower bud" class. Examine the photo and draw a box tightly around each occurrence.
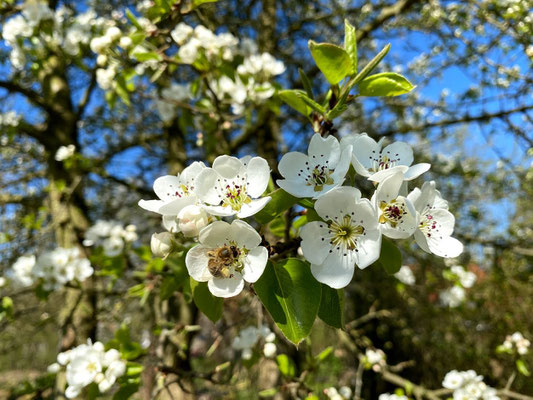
[263,342,276,358]
[106,26,122,41]
[177,205,209,237]
[96,54,107,67]
[151,232,174,258]
[119,36,132,49]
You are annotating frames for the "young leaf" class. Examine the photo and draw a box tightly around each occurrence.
[299,68,314,99]
[379,237,402,275]
[318,285,345,329]
[192,0,218,8]
[296,91,326,114]
[351,43,391,88]
[308,41,353,85]
[125,9,143,31]
[344,20,357,75]
[190,279,223,322]
[278,89,312,116]
[255,259,322,344]
[276,354,297,378]
[358,72,415,97]
[517,359,531,376]
[255,189,298,225]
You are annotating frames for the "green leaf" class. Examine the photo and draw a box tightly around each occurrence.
[351,43,391,88]
[295,91,326,114]
[125,9,143,31]
[159,276,180,301]
[133,51,161,62]
[279,90,311,116]
[358,72,415,97]
[317,285,344,329]
[308,41,353,85]
[113,383,139,400]
[255,189,298,225]
[259,388,278,398]
[299,68,314,99]
[517,359,531,376]
[190,279,223,323]
[255,259,321,344]
[378,237,402,275]
[276,354,296,378]
[344,20,357,75]
[315,346,334,362]
[192,0,218,8]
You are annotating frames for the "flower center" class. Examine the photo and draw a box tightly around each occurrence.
[86,361,98,373]
[207,243,247,278]
[419,213,437,237]
[168,183,191,198]
[379,200,407,228]
[221,183,252,211]
[370,152,401,173]
[328,215,364,251]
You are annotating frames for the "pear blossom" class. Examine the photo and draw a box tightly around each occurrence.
[407,181,463,258]
[195,156,271,218]
[277,134,352,199]
[372,171,417,239]
[237,52,286,78]
[501,332,530,355]
[440,286,465,308]
[151,232,174,258]
[185,220,268,297]
[6,255,36,287]
[84,220,137,256]
[139,161,207,232]
[378,394,408,400]
[450,265,476,288]
[394,265,416,285]
[55,144,76,161]
[341,133,430,182]
[365,348,386,366]
[177,205,210,237]
[442,370,499,400]
[300,187,381,289]
[171,23,193,45]
[232,324,276,358]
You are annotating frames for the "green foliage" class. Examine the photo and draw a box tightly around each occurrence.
[378,237,402,274]
[107,324,145,361]
[517,359,530,376]
[308,41,353,85]
[190,279,223,322]
[255,189,298,225]
[358,72,415,97]
[0,296,13,321]
[344,20,357,75]
[317,285,345,329]
[278,89,312,116]
[276,354,297,378]
[255,259,321,344]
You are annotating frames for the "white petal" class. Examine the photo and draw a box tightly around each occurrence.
[300,221,330,265]
[353,198,379,230]
[375,171,404,204]
[308,134,340,167]
[329,144,352,182]
[310,251,355,289]
[351,154,371,177]
[229,220,262,249]
[203,204,237,217]
[278,152,309,180]
[354,228,381,269]
[198,220,231,247]
[368,165,409,183]
[404,163,431,180]
[242,247,268,283]
[381,141,413,167]
[185,245,212,282]
[180,161,206,185]
[138,199,164,214]
[428,236,464,258]
[158,196,196,215]
[276,178,317,198]
[246,157,270,198]
[162,215,179,232]
[195,168,221,205]
[412,181,437,212]
[208,274,244,297]
[351,134,379,170]
[153,175,182,201]
[314,186,362,220]
[65,386,81,399]
[212,155,245,178]
[414,229,431,253]
[237,196,271,218]
[426,208,455,237]
[406,187,421,207]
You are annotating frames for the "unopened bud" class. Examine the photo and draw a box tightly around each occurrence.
[97,54,107,66]
[119,36,132,49]
[151,232,174,258]
[178,205,209,237]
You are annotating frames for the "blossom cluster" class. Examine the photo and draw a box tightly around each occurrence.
[6,248,93,291]
[48,340,126,398]
[379,394,408,400]
[442,370,500,400]
[440,265,476,308]
[140,156,271,297]
[83,220,138,257]
[500,332,530,355]
[2,0,109,69]
[292,133,463,289]
[231,324,277,360]
[363,348,387,371]
[394,265,416,285]
[55,144,76,162]
[0,111,21,127]
[324,386,353,400]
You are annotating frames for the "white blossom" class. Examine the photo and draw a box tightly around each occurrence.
[263,342,277,358]
[395,265,416,285]
[300,187,381,289]
[379,394,408,400]
[442,370,499,400]
[177,205,210,237]
[186,220,268,297]
[150,232,174,258]
[55,144,76,161]
[84,220,137,256]
[440,286,465,308]
[277,134,352,199]
[195,155,271,218]
[502,332,530,355]
[341,133,430,183]
[407,181,463,258]
[6,255,36,287]
[450,265,477,288]
[171,23,193,45]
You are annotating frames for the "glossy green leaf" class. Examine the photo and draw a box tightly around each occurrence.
[517,359,530,376]
[299,68,314,99]
[255,189,298,225]
[379,237,402,275]
[276,354,296,378]
[318,285,345,329]
[308,41,353,85]
[279,89,311,116]
[190,279,223,323]
[255,259,321,344]
[344,20,357,75]
[125,9,143,30]
[192,0,218,8]
[295,91,326,114]
[358,72,415,97]
[350,43,391,89]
